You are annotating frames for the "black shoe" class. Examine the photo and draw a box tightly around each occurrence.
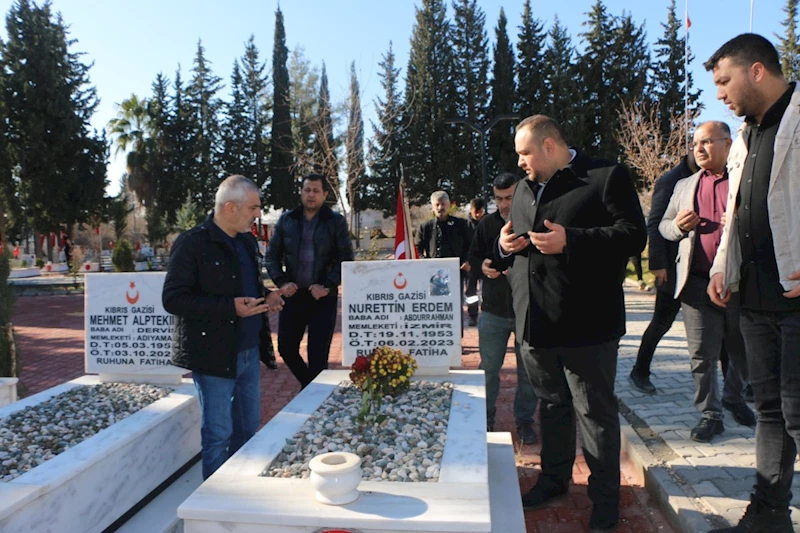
[589,503,619,531]
[691,417,724,443]
[628,371,656,394]
[743,384,754,403]
[487,423,494,432]
[264,354,278,370]
[709,496,793,532]
[521,483,569,510]
[723,400,757,427]
[516,423,538,445]
[468,317,478,327]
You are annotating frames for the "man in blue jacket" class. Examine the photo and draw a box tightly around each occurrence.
[266,173,354,388]
[163,175,284,479]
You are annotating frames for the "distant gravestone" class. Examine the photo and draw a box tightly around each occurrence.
[341,258,462,375]
[84,273,183,384]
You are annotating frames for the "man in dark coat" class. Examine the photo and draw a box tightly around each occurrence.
[163,175,284,479]
[627,153,699,394]
[265,173,354,388]
[494,115,646,530]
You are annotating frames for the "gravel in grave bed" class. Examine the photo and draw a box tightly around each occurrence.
[0,383,172,482]
[263,381,454,482]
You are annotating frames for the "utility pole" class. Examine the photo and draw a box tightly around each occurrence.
[445,114,520,204]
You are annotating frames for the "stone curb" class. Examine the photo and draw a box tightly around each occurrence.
[619,412,720,533]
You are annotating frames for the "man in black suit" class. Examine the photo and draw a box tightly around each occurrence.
[628,154,699,394]
[494,115,646,531]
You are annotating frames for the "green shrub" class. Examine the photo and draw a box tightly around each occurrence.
[112,239,135,272]
[35,258,44,268]
[0,250,18,377]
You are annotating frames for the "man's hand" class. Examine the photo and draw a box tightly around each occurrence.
[460,261,471,272]
[707,273,732,307]
[652,269,668,286]
[784,269,800,299]
[280,282,298,297]
[265,291,285,312]
[528,219,566,255]
[234,297,269,317]
[721,212,727,226]
[676,210,701,232]
[309,284,330,300]
[499,221,529,254]
[482,258,502,279]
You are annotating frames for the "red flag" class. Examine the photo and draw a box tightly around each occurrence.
[394,184,417,260]
[686,14,691,29]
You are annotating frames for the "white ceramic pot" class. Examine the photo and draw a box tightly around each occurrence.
[308,451,362,505]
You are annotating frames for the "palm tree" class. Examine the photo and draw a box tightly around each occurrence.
[107,95,155,207]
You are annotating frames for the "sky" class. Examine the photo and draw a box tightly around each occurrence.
[0,0,788,196]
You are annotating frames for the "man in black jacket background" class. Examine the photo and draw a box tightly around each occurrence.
[628,154,699,394]
[468,172,538,444]
[265,173,354,388]
[163,175,284,479]
[495,115,646,530]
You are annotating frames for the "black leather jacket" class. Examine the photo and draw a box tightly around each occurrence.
[265,205,354,290]
[162,217,275,378]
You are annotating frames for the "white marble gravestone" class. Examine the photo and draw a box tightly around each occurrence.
[0,375,200,533]
[84,272,184,384]
[178,369,491,533]
[342,258,463,376]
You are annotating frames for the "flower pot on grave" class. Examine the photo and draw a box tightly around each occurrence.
[0,377,18,407]
[308,452,362,505]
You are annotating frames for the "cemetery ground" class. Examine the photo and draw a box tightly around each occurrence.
[12,282,799,532]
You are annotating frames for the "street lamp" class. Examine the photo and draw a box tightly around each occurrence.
[445,113,520,204]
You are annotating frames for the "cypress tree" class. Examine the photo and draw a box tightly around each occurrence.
[450,0,490,203]
[345,62,364,236]
[221,60,251,177]
[652,0,701,139]
[270,7,296,209]
[541,16,580,140]
[314,63,339,200]
[366,42,404,217]
[777,0,800,80]
[403,0,456,204]
[578,0,616,157]
[186,40,223,211]
[516,0,546,119]
[487,8,518,179]
[3,0,106,257]
[288,47,319,180]
[148,72,184,226]
[241,35,268,189]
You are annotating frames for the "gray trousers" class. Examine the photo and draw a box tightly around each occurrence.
[680,274,749,419]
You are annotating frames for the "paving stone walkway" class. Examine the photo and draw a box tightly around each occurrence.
[10,287,682,532]
[617,281,800,532]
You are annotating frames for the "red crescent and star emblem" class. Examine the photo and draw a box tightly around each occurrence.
[126,281,140,304]
[393,273,407,290]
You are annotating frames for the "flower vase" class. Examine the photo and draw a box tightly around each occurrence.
[308,451,362,505]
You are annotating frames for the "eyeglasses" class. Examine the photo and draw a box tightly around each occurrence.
[691,138,729,148]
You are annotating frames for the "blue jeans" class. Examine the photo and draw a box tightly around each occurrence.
[478,311,537,427]
[740,308,800,509]
[193,346,261,479]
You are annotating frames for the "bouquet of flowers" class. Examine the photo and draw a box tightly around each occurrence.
[349,346,418,424]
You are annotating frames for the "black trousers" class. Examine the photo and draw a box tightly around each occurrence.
[632,289,682,377]
[277,290,337,387]
[519,338,621,507]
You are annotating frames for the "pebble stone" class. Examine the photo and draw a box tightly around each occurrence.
[0,383,172,482]
[262,381,453,483]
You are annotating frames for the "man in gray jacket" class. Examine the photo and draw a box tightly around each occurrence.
[705,34,800,533]
[659,121,754,444]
